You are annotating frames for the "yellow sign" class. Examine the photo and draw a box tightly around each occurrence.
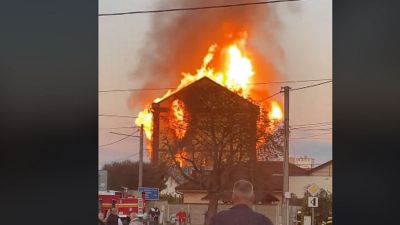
[307,183,320,196]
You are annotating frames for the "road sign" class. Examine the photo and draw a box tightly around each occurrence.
[308,197,319,207]
[307,183,320,196]
[138,187,159,201]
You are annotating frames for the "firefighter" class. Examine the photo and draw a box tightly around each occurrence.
[176,208,187,225]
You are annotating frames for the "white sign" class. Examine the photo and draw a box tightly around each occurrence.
[308,197,319,207]
[304,216,311,225]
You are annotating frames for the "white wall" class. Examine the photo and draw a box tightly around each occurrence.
[289,176,332,198]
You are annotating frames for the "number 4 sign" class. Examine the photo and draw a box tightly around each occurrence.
[308,197,319,207]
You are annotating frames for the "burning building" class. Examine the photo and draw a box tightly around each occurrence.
[135,36,283,165]
[151,76,260,166]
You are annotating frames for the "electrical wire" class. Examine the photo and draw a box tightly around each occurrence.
[99,130,139,148]
[290,128,332,131]
[290,132,332,139]
[98,78,332,93]
[291,121,332,127]
[99,126,138,130]
[99,114,137,119]
[99,0,302,16]
[290,80,332,92]
[257,91,282,102]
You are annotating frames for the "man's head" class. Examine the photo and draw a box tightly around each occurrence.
[231,180,255,206]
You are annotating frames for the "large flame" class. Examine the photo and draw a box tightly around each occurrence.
[269,101,283,121]
[134,35,282,159]
[170,99,189,139]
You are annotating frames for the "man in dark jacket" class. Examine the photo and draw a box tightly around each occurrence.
[210,180,274,225]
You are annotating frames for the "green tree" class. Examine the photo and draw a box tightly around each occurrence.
[300,187,332,225]
[102,161,167,191]
[160,193,183,204]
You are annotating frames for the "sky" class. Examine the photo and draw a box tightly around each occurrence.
[98,0,332,168]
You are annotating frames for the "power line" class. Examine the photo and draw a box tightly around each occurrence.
[99,126,137,130]
[99,114,137,119]
[252,78,332,85]
[98,78,332,93]
[291,128,332,131]
[109,131,141,138]
[99,87,175,93]
[258,91,282,102]
[291,121,332,127]
[290,80,332,91]
[290,132,332,139]
[99,130,139,148]
[99,0,302,17]
[290,137,332,140]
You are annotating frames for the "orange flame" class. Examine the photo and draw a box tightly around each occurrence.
[175,151,188,167]
[170,99,189,139]
[135,109,153,140]
[268,101,283,121]
[134,34,283,159]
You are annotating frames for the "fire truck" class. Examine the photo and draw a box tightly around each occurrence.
[98,190,146,219]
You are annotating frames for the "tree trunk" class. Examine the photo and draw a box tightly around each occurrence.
[205,194,219,225]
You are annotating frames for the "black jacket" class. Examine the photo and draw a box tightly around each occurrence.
[210,204,274,225]
[106,214,119,225]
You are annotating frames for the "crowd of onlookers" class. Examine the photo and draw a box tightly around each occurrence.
[99,180,275,225]
[98,206,188,225]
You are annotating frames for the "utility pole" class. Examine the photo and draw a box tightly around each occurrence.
[282,86,291,225]
[139,124,144,188]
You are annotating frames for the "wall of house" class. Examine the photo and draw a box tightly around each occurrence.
[182,192,209,204]
[311,163,332,176]
[289,176,332,198]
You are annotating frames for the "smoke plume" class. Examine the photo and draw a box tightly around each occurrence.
[130,0,286,108]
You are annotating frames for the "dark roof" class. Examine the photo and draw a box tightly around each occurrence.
[176,161,309,193]
[309,160,332,174]
[202,191,279,203]
[157,77,259,112]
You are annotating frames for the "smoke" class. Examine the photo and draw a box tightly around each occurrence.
[130,0,287,108]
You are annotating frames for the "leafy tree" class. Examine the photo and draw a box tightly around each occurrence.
[300,187,332,225]
[160,193,183,204]
[102,161,167,191]
[158,82,283,225]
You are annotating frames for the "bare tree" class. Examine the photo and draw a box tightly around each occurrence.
[158,82,283,225]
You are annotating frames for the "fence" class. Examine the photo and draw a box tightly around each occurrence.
[146,201,300,225]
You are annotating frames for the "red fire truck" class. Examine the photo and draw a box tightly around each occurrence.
[98,190,146,219]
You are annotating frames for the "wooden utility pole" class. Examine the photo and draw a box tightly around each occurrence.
[282,86,291,225]
[151,103,160,164]
[139,124,144,187]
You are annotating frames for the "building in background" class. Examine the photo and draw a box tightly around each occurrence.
[289,155,315,169]
[175,160,333,204]
[289,160,332,199]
